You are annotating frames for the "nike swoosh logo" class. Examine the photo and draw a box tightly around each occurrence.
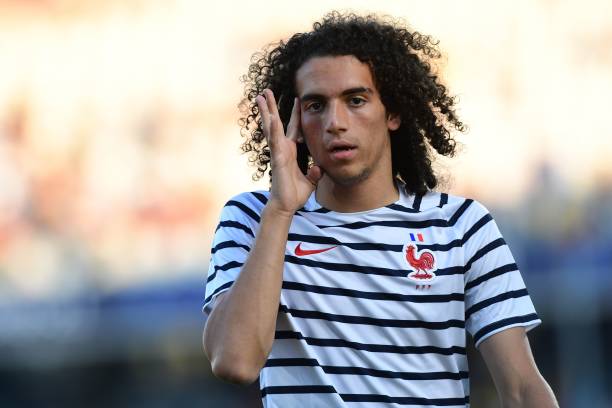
[294,242,337,256]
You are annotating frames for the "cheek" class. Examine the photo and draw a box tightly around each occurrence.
[300,117,321,147]
[300,115,319,134]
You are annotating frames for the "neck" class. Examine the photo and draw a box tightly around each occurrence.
[315,174,399,213]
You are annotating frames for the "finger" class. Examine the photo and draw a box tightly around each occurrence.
[263,89,282,147]
[306,165,324,186]
[264,89,280,118]
[286,97,301,142]
[256,94,271,142]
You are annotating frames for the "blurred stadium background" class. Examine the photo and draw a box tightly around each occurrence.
[0,0,610,406]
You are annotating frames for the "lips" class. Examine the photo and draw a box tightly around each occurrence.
[328,141,357,161]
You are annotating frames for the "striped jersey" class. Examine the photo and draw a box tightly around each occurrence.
[203,184,541,407]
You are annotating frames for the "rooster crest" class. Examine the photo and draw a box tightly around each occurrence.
[405,244,436,287]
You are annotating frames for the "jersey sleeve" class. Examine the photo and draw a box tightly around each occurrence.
[202,192,265,324]
[461,200,541,347]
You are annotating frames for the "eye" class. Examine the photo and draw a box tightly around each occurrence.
[304,101,323,112]
[349,96,366,106]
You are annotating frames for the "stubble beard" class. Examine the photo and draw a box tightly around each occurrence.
[325,165,372,187]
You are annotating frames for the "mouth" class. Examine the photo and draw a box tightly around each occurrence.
[328,144,357,160]
[331,145,356,152]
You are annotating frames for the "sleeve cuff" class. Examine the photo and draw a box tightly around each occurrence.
[473,313,541,348]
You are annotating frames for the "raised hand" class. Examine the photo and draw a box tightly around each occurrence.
[256,89,323,216]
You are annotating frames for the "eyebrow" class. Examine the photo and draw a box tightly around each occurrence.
[300,87,373,102]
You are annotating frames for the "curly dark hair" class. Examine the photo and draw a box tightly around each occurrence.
[238,11,466,195]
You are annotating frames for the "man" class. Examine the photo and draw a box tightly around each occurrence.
[203,12,558,407]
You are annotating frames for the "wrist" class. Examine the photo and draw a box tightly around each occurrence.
[263,200,296,220]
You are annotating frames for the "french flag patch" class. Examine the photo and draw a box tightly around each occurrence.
[409,233,424,242]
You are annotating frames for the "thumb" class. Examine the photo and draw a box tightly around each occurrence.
[306,165,324,186]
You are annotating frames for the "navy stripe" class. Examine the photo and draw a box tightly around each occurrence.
[282,281,464,303]
[438,193,448,208]
[288,232,485,256]
[284,255,406,277]
[448,199,473,226]
[204,281,233,305]
[413,212,488,252]
[465,238,506,273]
[417,239,462,252]
[214,198,483,256]
[215,220,254,237]
[431,266,464,276]
[251,191,268,205]
[206,261,243,283]
[265,358,318,367]
[211,240,250,254]
[318,218,449,230]
[340,394,470,406]
[265,358,469,380]
[298,206,331,213]
[288,234,403,251]
[287,234,342,245]
[465,263,519,291]
[262,385,470,406]
[275,330,466,355]
[328,366,469,381]
[404,211,491,253]
[210,246,482,283]
[312,207,331,213]
[288,209,493,255]
[287,257,464,278]
[386,203,419,213]
[461,213,493,244]
[261,385,337,397]
[473,313,540,345]
[466,289,529,320]
[303,197,477,231]
[225,200,260,222]
[412,194,423,211]
[279,305,464,329]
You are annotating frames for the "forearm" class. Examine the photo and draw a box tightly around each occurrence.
[481,328,559,408]
[501,376,558,408]
[203,203,293,383]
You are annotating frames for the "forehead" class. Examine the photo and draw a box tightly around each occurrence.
[295,55,376,97]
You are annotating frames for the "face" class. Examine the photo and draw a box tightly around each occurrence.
[295,55,401,187]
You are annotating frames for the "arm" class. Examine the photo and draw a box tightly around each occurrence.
[479,327,559,407]
[202,90,323,384]
[203,204,293,384]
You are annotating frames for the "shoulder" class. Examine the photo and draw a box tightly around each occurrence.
[223,190,270,209]
[417,191,494,231]
[218,190,270,222]
[442,193,491,217]
[438,194,510,256]
[410,189,490,216]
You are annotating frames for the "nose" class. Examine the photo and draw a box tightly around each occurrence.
[324,100,348,135]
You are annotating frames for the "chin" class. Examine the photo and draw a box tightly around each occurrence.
[326,167,371,187]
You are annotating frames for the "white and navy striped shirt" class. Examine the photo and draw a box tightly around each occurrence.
[203,184,540,407]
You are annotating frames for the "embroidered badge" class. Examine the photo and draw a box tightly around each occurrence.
[294,242,337,257]
[404,244,437,290]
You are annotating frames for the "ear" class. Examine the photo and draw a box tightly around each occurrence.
[387,113,401,131]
